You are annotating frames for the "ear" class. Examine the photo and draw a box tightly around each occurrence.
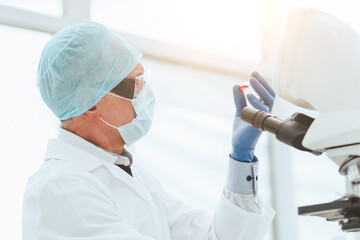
[82,104,100,123]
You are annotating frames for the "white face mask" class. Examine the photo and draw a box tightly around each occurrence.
[100,90,156,146]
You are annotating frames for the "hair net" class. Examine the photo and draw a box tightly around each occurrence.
[37,21,143,120]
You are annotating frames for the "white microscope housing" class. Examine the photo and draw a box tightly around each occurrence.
[273,7,360,232]
[275,8,360,167]
[239,7,360,231]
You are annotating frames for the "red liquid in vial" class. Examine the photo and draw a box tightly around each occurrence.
[239,85,249,92]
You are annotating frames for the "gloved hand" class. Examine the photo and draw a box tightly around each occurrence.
[231,72,276,162]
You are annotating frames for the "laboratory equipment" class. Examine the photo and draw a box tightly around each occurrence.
[241,7,360,232]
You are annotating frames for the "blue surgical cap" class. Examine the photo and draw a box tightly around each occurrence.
[37,21,143,120]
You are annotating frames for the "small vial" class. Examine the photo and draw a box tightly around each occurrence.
[239,85,249,92]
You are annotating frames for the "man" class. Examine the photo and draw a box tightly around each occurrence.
[23,21,275,240]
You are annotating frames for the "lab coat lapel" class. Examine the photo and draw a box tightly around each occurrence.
[103,162,156,205]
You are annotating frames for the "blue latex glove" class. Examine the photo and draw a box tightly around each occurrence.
[231,72,276,162]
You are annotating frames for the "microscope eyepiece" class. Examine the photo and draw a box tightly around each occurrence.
[240,107,321,155]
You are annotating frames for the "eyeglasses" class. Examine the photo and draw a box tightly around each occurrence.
[109,70,151,102]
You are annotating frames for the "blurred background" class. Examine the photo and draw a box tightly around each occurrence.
[0,0,359,239]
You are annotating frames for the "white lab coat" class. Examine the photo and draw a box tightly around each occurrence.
[22,129,274,240]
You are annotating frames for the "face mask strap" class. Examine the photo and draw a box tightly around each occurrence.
[99,116,119,129]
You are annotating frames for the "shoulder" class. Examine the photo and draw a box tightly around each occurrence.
[25,159,112,201]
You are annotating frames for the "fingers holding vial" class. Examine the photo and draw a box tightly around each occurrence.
[232,85,247,117]
[235,72,276,114]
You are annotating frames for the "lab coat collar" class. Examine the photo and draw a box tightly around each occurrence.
[43,128,124,171]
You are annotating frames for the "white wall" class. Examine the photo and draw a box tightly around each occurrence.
[0,25,57,240]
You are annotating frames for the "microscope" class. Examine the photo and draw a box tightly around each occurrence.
[241,8,360,232]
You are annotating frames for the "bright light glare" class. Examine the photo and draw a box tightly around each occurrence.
[91,0,263,63]
[0,0,62,17]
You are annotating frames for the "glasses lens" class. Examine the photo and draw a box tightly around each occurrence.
[134,77,145,98]
[133,70,151,101]
[111,78,136,99]
[110,70,151,101]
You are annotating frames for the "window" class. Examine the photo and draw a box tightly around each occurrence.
[91,0,263,63]
[0,0,62,17]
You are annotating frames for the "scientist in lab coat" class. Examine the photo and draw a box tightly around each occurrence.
[22,21,275,240]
